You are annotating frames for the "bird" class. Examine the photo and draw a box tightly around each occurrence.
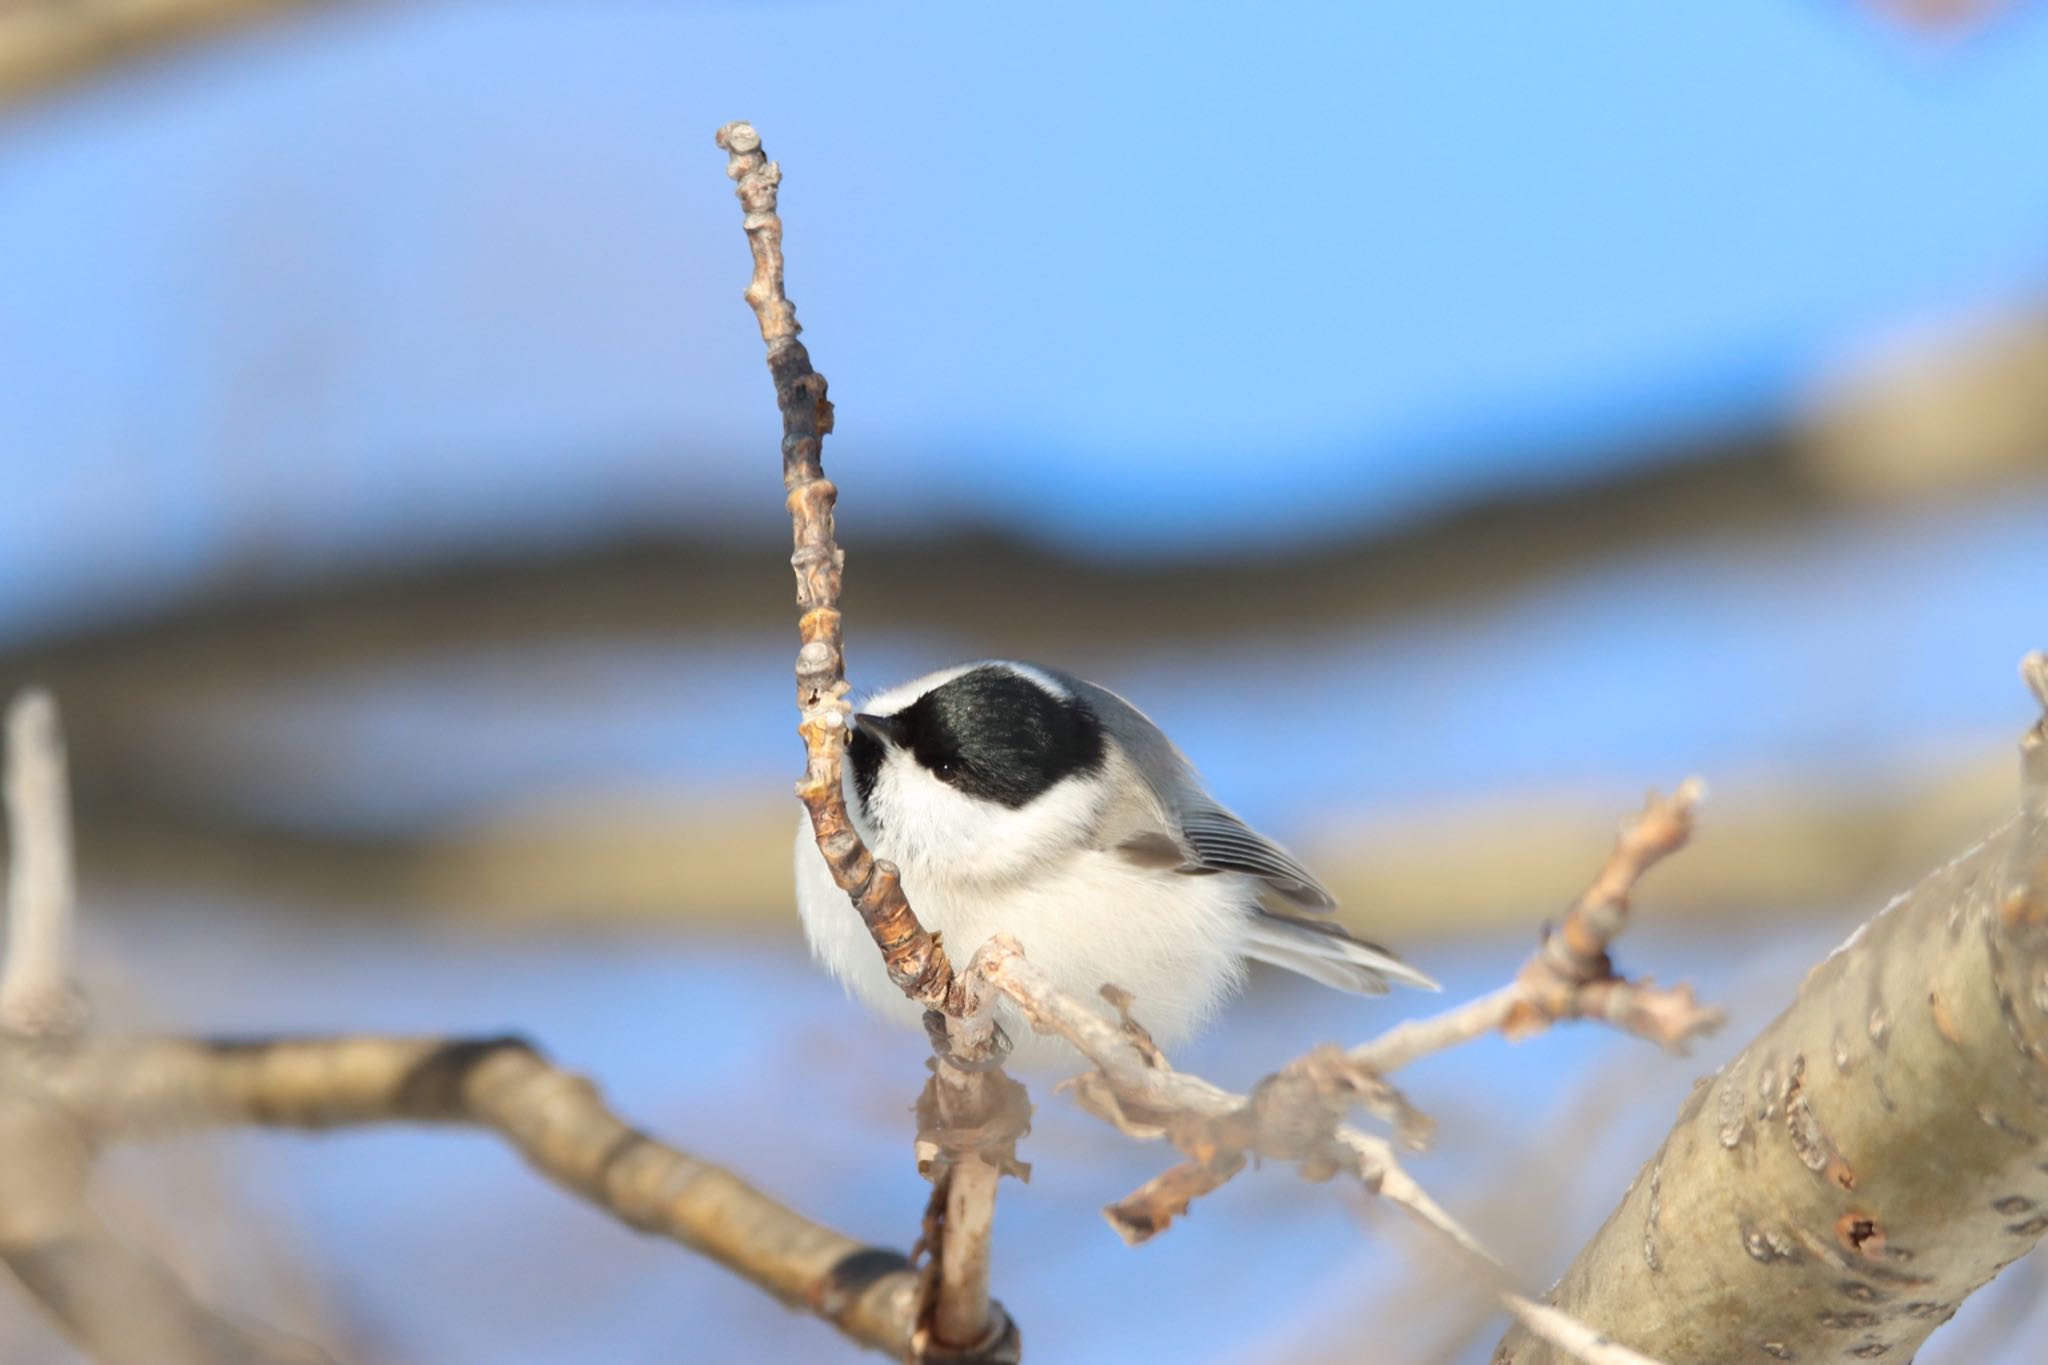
[794,660,1435,1067]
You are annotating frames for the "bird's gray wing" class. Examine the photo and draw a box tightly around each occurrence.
[1055,672,1338,911]
[1173,803,1336,909]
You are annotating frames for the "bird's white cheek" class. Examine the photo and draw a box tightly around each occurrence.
[865,760,987,866]
[867,764,1105,889]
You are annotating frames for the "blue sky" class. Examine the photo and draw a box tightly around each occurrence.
[1,1,2046,639]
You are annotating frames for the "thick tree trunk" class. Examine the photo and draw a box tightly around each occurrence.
[1498,734,2048,1363]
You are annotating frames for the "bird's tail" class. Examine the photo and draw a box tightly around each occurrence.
[1242,910,1440,995]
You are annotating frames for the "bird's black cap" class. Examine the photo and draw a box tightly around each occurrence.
[850,665,1106,810]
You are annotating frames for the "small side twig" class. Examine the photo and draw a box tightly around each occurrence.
[1511,778,1716,1044]
[1499,1295,1665,1365]
[957,781,1723,1363]
[0,689,83,1037]
[966,938,1666,1365]
[1350,781,1721,1077]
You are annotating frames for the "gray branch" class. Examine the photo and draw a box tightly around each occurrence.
[1497,652,2048,1364]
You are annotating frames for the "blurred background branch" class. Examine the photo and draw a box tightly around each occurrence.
[0,0,364,108]
[2,1029,932,1356]
[0,693,327,1363]
[0,5,2039,948]
[0,691,81,1035]
[0,691,931,1359]
[0,1095,331,1365]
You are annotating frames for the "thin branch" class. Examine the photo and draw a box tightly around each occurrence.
[966,939,1667,1365]
[1349,782,1721,1077]
[3,1032,925,1356]
[1344,987,1523,1078]
[1499,1296,1665,1365]
[713,119,963,1017]
[1,689,83,1037]
[910,1009,1025,1363]
[927,1161,1002,1351]
[951,779,1724,1362]
[716,118,1016,1362]
[2021,649,2048,803]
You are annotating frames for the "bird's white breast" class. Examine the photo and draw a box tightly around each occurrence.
[793,815,1253,1069]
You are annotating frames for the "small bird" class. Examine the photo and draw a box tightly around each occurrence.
[794,661,1436,1066]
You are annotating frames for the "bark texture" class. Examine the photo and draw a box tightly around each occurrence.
[1499,762,2048,1361]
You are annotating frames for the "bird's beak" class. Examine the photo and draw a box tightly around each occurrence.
[853,712,910,748]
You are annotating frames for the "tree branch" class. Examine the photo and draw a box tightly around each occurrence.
[715,119,1015,1362]
[0,698,332,1363]
[1,1032,927,1356]
[963,938,1670,1364]
[713,119,965,1017]
[1,689,84,1037]
[0,1091,331,1365]
[1496,651,2048,1364]
[1350,782,1722,1077]
[0,683,925,1359]
[0,0,354,110]
[933,769,1739,1363]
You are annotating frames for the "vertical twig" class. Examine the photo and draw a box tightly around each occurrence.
[930,1162,1000,1345]
[0,691,329,1361]
[0,689,82,1037]
[715,120,1018,1361]
[713,119,961,1013]
[914,1009,1022,1361]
